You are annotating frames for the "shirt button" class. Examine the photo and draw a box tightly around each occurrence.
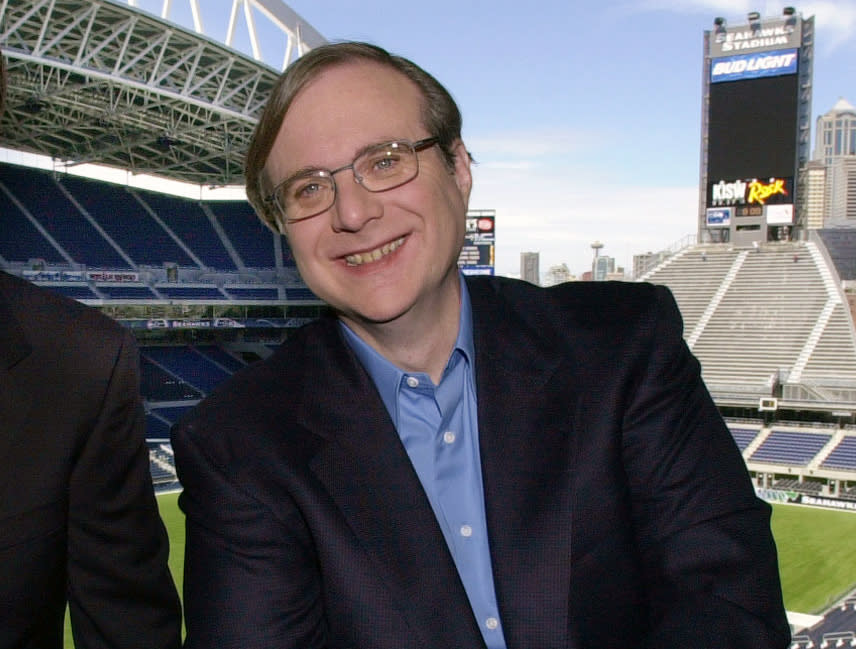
[443,431,456,444]
[460,524,473,537]
[405,376,419,388]
[485,617,499,630]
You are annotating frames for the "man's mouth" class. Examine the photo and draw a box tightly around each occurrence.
[345,236,406,266]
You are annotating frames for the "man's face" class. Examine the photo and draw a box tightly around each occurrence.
[265,60,472,330]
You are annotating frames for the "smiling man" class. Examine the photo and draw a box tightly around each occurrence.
[172,42,790,649]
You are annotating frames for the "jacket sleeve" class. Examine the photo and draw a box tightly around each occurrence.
[66,329,182,649]
[622,286,791,648]
[172,419,329,649]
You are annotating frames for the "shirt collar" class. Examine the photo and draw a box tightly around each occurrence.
[339,274,475,420]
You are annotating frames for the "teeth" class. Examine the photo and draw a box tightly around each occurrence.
[346,236,404,266]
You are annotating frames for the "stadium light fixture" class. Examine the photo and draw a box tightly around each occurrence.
[23,96,46,114]
[156,135,177,151]
[747,11,762,34]
[713,16,727,41]
[782,6,798,32]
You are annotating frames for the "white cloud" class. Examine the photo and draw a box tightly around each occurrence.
[478,160,537,171]
[464,129,595,160]
[799,1,856,52]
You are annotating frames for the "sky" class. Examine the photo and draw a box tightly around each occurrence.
[132,1,856,277]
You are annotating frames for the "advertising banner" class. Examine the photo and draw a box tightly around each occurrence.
[765,204,794,225]
[23,270,85,282]
[711,48,798,83]
[708,176,793,207]
[87,271,140,282]
[459,212,495,276]
[706,207,732,227]
[757,489,856,512]
[710,18,801,57]
[130,317,312,330]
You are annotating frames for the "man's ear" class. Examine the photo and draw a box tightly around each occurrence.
[450,139,473,205]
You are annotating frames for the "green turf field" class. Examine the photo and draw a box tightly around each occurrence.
[771,503,856,613]
[158,491,185,600]
[63,495,856,647]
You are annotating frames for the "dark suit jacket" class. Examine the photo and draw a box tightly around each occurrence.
[0,271,181,649]
[173,276,790,649]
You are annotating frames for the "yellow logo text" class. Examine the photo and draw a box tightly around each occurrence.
[747,178,787,204]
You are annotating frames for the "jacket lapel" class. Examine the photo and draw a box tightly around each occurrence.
[296,319,486,649]
[468,278,576,649]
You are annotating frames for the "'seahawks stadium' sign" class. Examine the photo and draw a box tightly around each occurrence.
[710,18,802,57]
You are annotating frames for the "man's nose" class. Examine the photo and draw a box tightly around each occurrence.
[330,172,383,232]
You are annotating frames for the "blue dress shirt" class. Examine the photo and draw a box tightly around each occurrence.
[339,278,507,649]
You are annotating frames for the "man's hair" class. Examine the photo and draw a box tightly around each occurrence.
[244,41,464,232]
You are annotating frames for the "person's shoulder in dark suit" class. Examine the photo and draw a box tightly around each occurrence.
[466,274,677,341]
[0,270,181,649]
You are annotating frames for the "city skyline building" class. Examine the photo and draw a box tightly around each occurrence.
[803,159,827,230]
[593,255,615,282]
[520,251,540,285]
[828,157,856,223]
[543,263,574,286]
[812,98,856,225]
[632,250,671,280]
[814,98,856,165]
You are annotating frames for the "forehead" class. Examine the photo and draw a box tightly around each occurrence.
[269,61,425,175]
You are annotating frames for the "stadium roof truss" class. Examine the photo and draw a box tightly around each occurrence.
[0,0,325,186]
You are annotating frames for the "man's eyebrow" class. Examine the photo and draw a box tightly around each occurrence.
[281,166,327,183]
[352,137,398,158]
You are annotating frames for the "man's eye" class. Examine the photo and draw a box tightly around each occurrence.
[370,154,401,173]
[294,181,323,199]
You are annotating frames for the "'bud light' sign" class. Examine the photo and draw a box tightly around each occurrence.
[711,49,798,83]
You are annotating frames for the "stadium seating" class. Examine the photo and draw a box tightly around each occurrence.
[140,354,204,403]
[55,172,197,267]
[817,229,856,281]
[96,284,159,299]
[770,478,823,494]
[141,346,233,395]
[728,426,762,451]
[643,240,856,397]
[750,430,833,465]
[797,596,856,648]
[0,185,66,263]
[193,345,248,373]
[140,347,245,481]
[822,436,856,470]
[147,441,179,491]
[0,162,301,295]
[209,201,282,268]
[139,192,237,270]
[0,164,132,268]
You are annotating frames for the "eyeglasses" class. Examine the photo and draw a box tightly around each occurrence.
[266,136,439,224]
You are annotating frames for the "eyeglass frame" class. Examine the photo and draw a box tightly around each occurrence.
[264,136,440,225]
